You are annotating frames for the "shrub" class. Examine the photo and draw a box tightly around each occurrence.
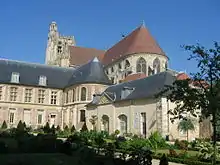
[174,139,188,150]
[81,123,88,132]
[51,125,56,134]
[71,125,76,133]
[43,122,51,133]
[56,125,61,132]
[1,120,7,129]
[159,154,168,165]
[169,148,178,157]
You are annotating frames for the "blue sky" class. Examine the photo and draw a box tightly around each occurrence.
[0,0,219,73]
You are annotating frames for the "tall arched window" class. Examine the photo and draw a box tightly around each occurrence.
[125,60,130,69]
[72,89,75,102]
[102,115,109,132]
[136,57,146,74]
[118,114,127,134]
[80,110,86,122]
[153,58,160,74]
[81,87,87,101]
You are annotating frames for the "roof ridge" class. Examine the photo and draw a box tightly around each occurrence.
[69,45,106,51]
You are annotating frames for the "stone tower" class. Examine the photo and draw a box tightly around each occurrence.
[45,21,76,66]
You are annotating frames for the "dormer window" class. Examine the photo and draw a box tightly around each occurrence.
[11,72,20,83]
[39,75,47,86]
[121,87,134,99]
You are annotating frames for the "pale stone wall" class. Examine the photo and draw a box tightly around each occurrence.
[0,84,63,128]
[105,53,168,84]
[87,97,200,140]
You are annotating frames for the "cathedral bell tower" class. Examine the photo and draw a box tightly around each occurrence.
[45,21,75,67]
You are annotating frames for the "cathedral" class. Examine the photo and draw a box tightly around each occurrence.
[0,22,200,140]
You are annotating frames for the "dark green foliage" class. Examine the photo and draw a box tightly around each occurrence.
[17,120,25,131]
[56,125,61,132]
[23,122,26,129]
[80,122,88,132]
[71,125,76,133]
[159,154,168,165]
[51,125,56,134]
[64,125,69,132]
[0,141,7,154]
[1,120,7,129]
[174,139,189,150]
[43,122,51,133]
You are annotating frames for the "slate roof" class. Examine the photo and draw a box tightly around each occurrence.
[67,57,112,87]
[87,71,176,106]
[69,46,105,66]
[0,57,110,89]
[102,25,167,65]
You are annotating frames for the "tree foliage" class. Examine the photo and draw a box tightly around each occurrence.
[1,120,7,129]
[178,117,196,141]
[156,42,220,164]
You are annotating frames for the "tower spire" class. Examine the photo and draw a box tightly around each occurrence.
[142,20,146,27]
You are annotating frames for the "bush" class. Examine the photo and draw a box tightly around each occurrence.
[43,122,51,133]
[174,139,188,150]
[1,120,7,129]
[81,123,88,132]
[159,154,168,165]
[71,125,76,133]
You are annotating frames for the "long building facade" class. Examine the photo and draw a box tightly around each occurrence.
[0,22,202,141]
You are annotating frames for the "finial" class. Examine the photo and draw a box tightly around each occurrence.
[142,20,145,27]
[92,57,99,62]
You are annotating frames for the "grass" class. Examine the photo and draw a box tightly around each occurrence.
[0,153,79,165]
[156,149,198,157]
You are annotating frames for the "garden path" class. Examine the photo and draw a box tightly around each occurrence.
[152,159,185,165]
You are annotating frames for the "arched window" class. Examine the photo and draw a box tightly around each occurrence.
[80,110,86,122]
[118,63,122,69]
[111,67,114,73]
[102,115,109,132]
[118,114,127,134]
[165,61,168,70]
[125,60,130,69]
[136,57,146,74]
[153,58,160,74]
[81,87,87,101]
[148,66,154,76]
[72,89,75,102]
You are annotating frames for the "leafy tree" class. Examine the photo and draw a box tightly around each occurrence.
[156,42,220,164]
[71,125,76,133]
[81,123,88,132]
[17,120,25,131]
[56,125,61,132]
[1,120,7,129]
[51,125,56,134]
[89,115,98,131]
[43,122,51,133]
[178,117,196,141]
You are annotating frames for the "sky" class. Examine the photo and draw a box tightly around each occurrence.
[0,0,219,73]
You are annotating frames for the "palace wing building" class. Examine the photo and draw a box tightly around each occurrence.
[0,22,202,140]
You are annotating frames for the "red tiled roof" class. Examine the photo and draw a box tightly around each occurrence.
[69,46,105,66]
[176,73,190,80]
[102,25,166,65]
[122,73,146,82]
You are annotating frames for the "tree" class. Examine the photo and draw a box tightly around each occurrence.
[51,125,56,134]
[89,115,98,131]
[71,125,76,133]
[156,42,220,165]
[178,117,196,141]
[1,120,7,130]
[17,120,25,131]
[81,123,88,132]
[56,125,61,132]
[43,122,51,133]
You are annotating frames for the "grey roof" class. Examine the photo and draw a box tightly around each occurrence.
[87,71,176,106]
[67,57,111,87]
[0,57,110,89]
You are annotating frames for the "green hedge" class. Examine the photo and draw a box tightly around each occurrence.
[153,155,212,165]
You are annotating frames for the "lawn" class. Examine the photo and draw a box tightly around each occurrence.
[156,149,198,157]
[0,153,79,165]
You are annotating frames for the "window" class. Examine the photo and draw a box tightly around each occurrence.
[37,110,44,125]
[153,58,161,74]
[136,57,146,74]
[111,77,114,84]
[39,75,47,86]
[118,63,122,69]
[57,46,62,54]
[9,109,15,124]
[0,86,2,100]
[10,87,17,101]
[102,115,109,132]
[72,89,75,102]
[118,114,127,134]
[38,89,45,103]
[66,91,69,103]
[80,110,86,122]
[51,91,57,105]
[125,60,130,69]
[81,87,87,101]
[11,72,20,83]
[24,88,32,102]
[141,112,147,137]
[23,109,31,125]
[111,67,114,72]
